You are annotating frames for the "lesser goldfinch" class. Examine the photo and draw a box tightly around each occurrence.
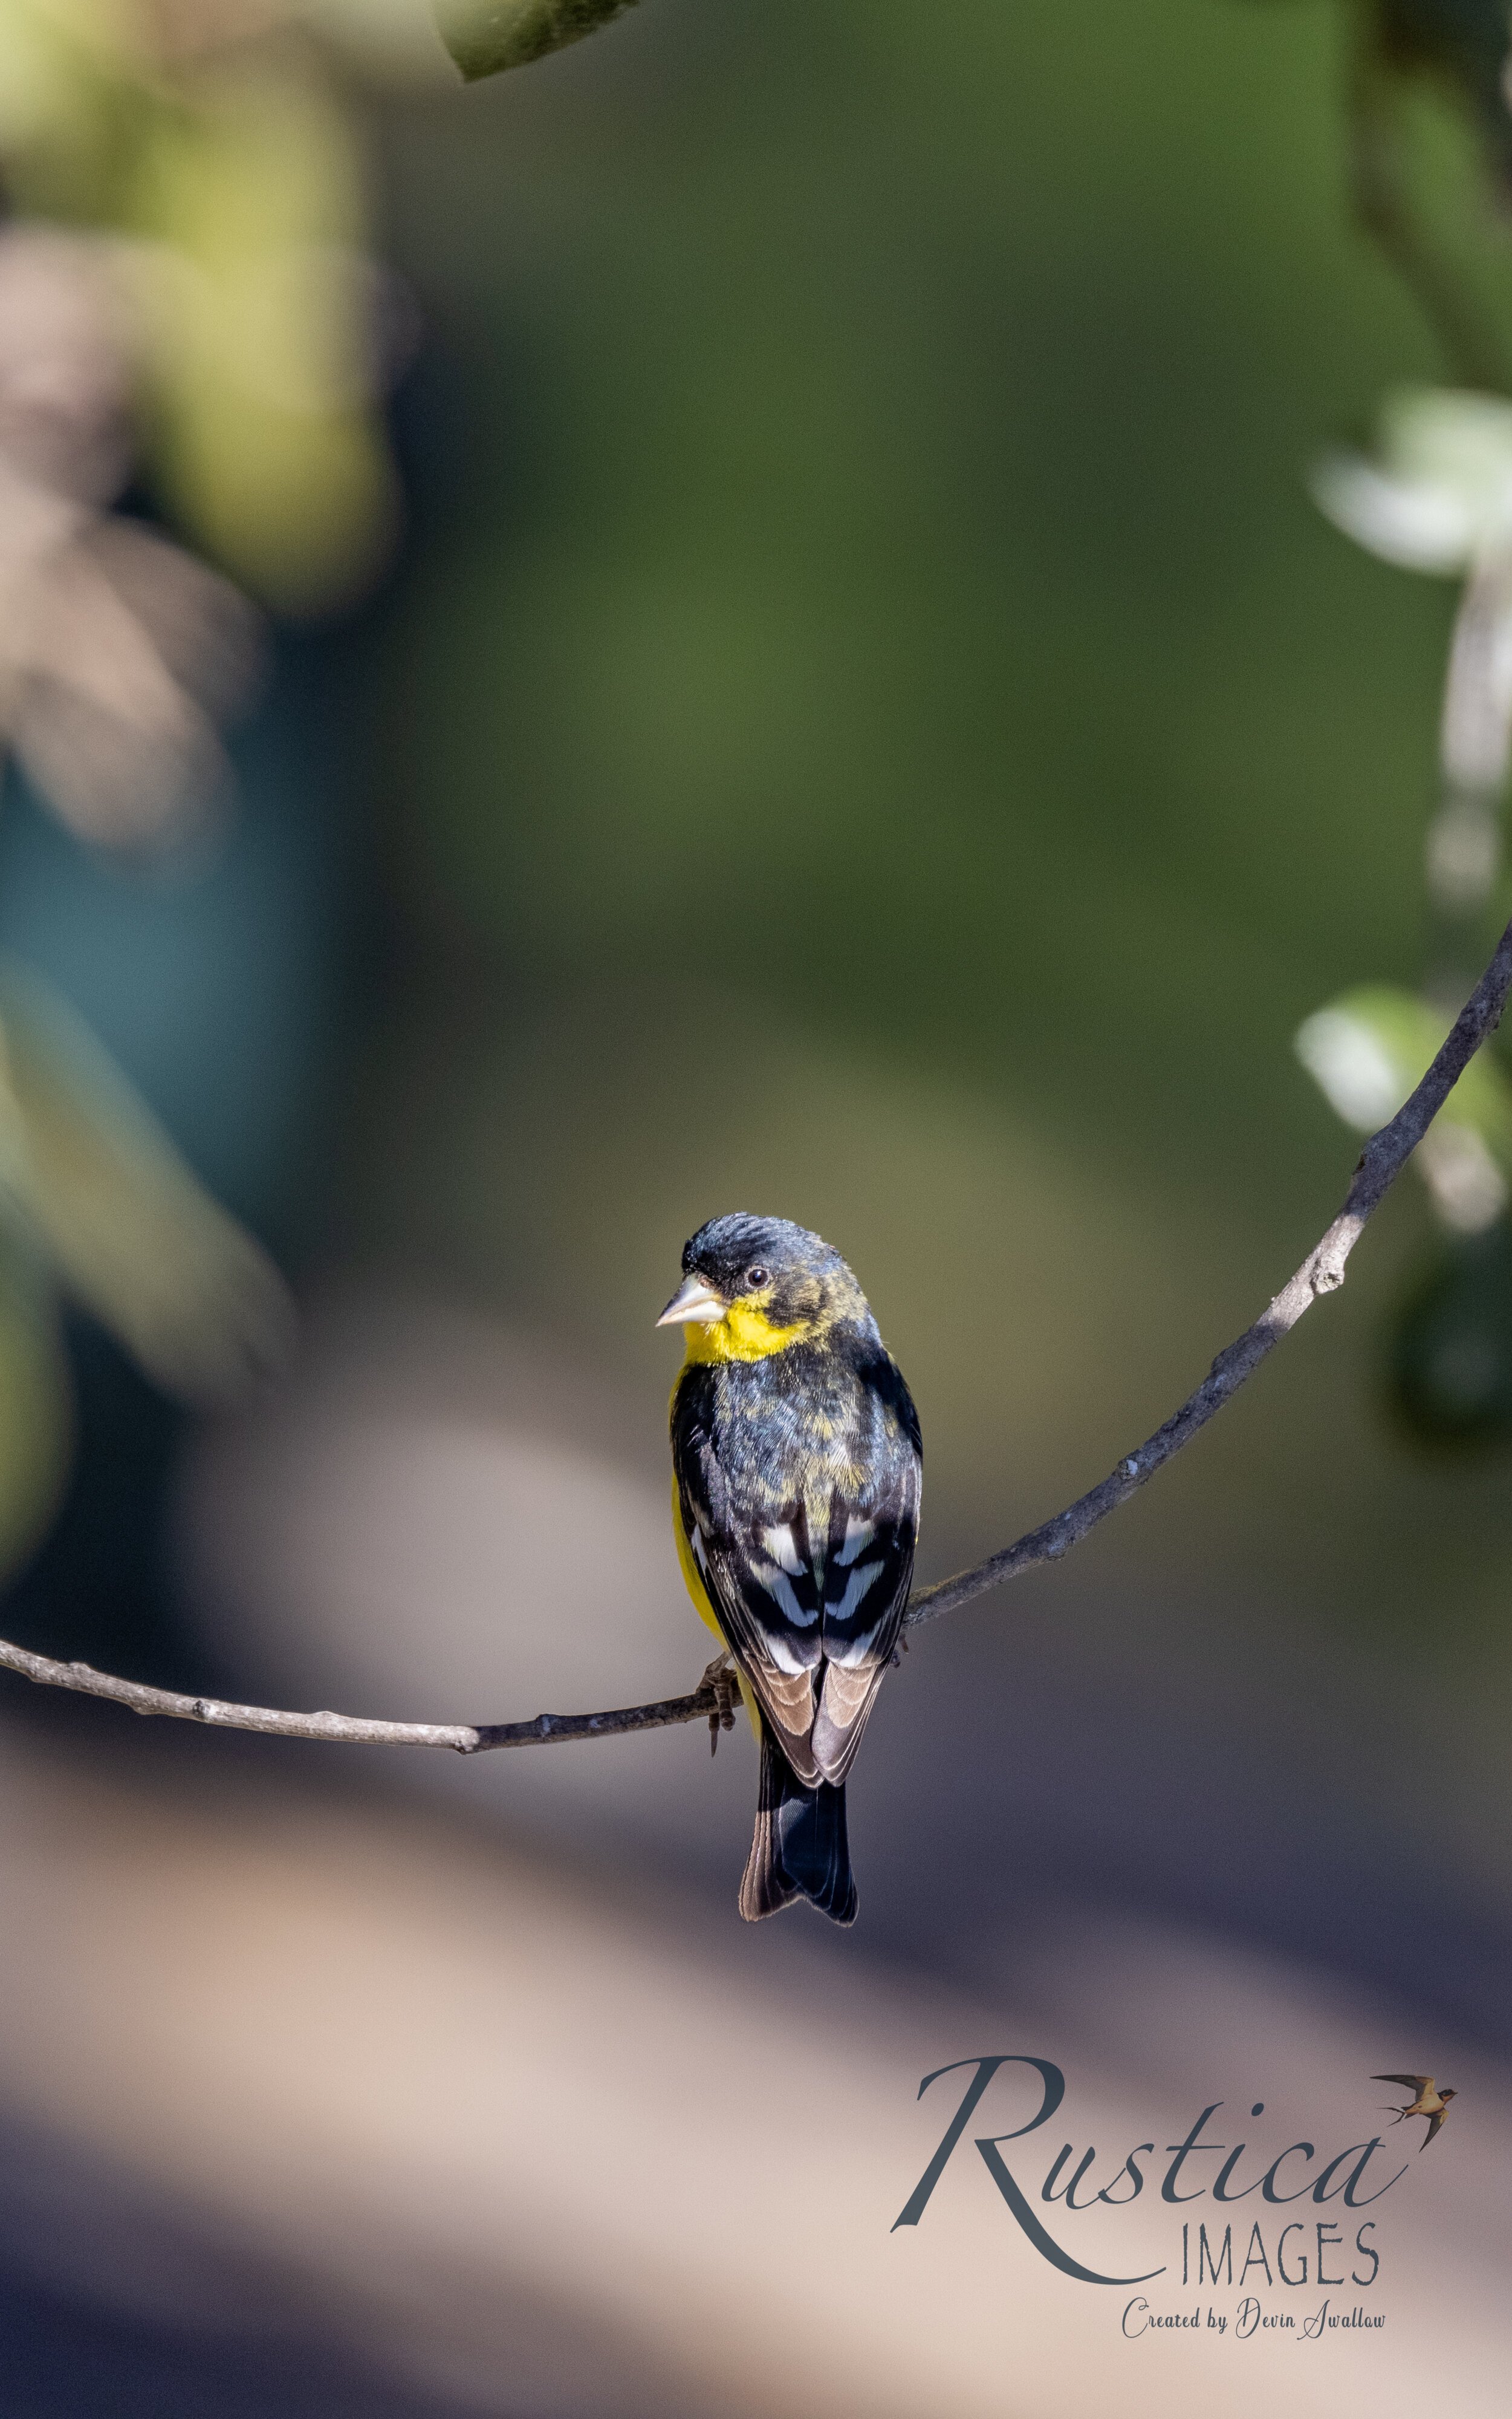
[658,1214,922,1924]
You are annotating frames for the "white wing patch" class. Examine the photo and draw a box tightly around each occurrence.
[751,1561,819,1629]
[828,1558,884,1631]
[762,1628,815,1675]
[834,1515,876,1568]
[761,1523,805,1576]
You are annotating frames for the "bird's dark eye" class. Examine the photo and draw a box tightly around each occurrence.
[745,1265,769,1290]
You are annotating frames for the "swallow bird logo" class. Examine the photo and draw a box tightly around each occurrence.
[1372,2074,1457,2149]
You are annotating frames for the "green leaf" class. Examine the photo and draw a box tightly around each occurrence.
[1296,983,1512,1142]
[1390,1224,1512,1450]
[0,964,294,1403]
[1296,982,1512,1231]
[126,62,399,616]
[433,0,643,82]
[0,1222,71,1584]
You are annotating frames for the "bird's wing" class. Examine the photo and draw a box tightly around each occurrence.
[710,1356,921,1789]
[670,1354,922,1789]
[694,1508,827,1782]
[1421,2108,1449,2146]
[721,1457,920,1791]
[810,1437,920,1785]
[671,1379,826,1785]
[1373,2074,1432,2091]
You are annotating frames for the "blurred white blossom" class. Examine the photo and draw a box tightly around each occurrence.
[1312,389,1512,800]
[1312,389,1512,571]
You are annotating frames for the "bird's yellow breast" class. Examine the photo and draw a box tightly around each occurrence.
[678,1300,816,1363]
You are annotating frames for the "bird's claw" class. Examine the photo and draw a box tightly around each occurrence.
[700,1652,739,1755]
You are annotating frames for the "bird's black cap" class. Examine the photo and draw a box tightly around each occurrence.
[683,1214,842,1289]
[680,1214,869,1332]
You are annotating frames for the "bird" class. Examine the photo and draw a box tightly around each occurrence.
[658,1213,921,1925]
[1372,2074,1458,2148]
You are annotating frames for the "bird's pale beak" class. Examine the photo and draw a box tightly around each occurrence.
[656,1274,727,1327]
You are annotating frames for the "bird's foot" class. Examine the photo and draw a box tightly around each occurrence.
[700,1653,739,1756]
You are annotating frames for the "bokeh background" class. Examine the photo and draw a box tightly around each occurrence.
[0,0,1508,2411]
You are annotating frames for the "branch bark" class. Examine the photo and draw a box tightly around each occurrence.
[0,1636,732,1756]
[5,916,1512,1754]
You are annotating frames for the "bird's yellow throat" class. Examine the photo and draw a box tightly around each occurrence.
[680,1300,811,1364]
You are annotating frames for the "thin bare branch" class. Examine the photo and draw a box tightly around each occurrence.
[4,917,1511,1749]
[0,1637,740,1756]
[909,912,1512,1623]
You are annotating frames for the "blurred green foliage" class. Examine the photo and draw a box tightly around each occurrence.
[0,0,407,608]
[125,48,398,609]
[1369,0,1512,194]
[0,1220,69,1577]
[1299,982,1512,1151]
[1392,1217,1512,1439]
[433,0,640,82]
[381,0,1455,1195]
[0,0,362,1578]
[0,959,291,1583]
[8,0,1512,1672]
[327,0,1512,1688]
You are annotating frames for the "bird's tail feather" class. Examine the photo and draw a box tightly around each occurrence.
[740,1731,857,1925]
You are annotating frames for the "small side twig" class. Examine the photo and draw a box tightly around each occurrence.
[2,917,1510,1753]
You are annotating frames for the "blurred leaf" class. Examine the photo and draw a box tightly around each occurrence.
[1311,388,1512,571]
[0,0,154,223]
[1297,982,1512,1141]
[0,1215,71,1581]
[1389,1219,1512,1445]
[0,226,267,847]
[1297,982,1512,1228]
[4,503,264,848]
[123,59,400,611]
[304,0,458,85]
[1378,385,1512,500]
[1312,444,1480,569]
[1374,0,1512,196]
[0,224,136,502]
[432,0,641,82]
[1310,391,1512,798]
[0,963,295,1403]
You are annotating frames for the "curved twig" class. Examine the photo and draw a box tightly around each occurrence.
[909,916,1512,1622]
[4,916,1511,1753]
